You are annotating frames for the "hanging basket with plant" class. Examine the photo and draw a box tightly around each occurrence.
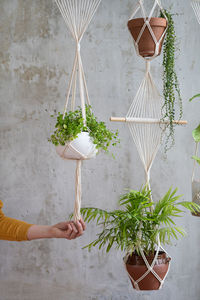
[126,0,183,152]
[80,187,200,291]
[127,17,167,58]
[49,105,119,160]
[127,0,168,58]
[190,94,200,216]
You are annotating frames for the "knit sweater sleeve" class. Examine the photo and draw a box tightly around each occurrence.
[0,200,32,241]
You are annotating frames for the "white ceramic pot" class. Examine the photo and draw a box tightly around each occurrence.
[56,132,97,160]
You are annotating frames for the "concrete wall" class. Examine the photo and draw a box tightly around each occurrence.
[0,0,200,299]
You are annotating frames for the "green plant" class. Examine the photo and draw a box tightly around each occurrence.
[80,187,200,256]
[49,106,120,153]
[160,9,183,152]
[189,94,200,102]
[190,94,200,165]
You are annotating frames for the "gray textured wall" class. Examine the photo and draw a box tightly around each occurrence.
[0,0,200,299]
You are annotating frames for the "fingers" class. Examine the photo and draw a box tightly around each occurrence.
[79,218,86,231]
[69,222,78,239]
[74,221,83,237]
[52,217,86,240]
[65,223,73,239]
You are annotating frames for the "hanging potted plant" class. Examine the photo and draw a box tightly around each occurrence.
[128,7,183,152]
[49,105,120,160]
[80,187,200,290]
[190,94,200,216]
[127,17,167,57]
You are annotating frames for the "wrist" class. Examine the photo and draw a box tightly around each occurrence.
[27,225,53,240]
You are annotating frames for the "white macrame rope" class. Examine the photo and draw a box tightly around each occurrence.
[191,0,200,24]
[74,160,82,222]
[126,61,164,176]
[129,0,168,60]
[192,142,200,182]
[63,49,78,115]
[123,55,171,289]
[124,235,171,291]
[55,0,101,121]
[55,0,101,221]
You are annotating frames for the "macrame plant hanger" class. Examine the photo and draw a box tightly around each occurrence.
[190,0,200,216]
[191,0,200,24]
[55,0,102,222]
[110,0,187,290]
[191,142,200,216]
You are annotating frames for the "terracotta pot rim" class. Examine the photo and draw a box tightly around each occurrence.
[128,17,167,28]
[126,251,171,266]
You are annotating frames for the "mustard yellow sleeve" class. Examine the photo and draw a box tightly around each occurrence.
[0,200,33,241]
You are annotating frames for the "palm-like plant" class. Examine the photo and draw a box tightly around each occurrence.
[81,187,200,256]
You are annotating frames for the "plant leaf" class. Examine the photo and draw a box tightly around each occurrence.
[189,93,200,102]
[192,155,200,165]
[192,124,200,143]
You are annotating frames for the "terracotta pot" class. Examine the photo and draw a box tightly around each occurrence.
[127,17,167,57]
[125,251,171,290]
[191,180,200,217]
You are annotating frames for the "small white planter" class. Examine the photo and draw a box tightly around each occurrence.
[56,132,98,160]
[192,180,200,217]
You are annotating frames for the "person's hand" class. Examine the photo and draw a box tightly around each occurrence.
[27,218,86,241]
[50,218,86,240]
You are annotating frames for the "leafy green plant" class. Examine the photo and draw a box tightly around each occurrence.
[192,155,200,165]
[160,9,183,152]
[80,187,199,256]
[49,105,120,153]
[190,95,200,165]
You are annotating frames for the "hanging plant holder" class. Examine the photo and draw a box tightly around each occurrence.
[191,0,200,24]
[127,0,168,59]
[110,0,187,291]
[192,181,200,217]
[191,143,200,217]
[124,251,171,291]
[128,17,167,57]
[55,0,102,221]
[56,132,97,160]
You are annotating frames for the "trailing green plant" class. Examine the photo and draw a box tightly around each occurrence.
[160,9,183,152]
[80,187,200,256]
[49,105,120,153]
[190,94,200,165]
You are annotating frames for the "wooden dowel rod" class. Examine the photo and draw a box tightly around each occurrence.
[110,117,188,125]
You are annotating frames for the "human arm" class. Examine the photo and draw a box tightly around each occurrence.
[0,200,32,241]
[0,200,85,241]
[27,219,86,240]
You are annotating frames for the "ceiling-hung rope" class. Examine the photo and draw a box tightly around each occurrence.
[110,0,187,289]
[191,0,200,24]
[55,0,101,222]
[190,0,200,216]
[126,61,163,187]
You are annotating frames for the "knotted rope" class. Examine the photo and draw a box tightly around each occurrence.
[55,0,101,220]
